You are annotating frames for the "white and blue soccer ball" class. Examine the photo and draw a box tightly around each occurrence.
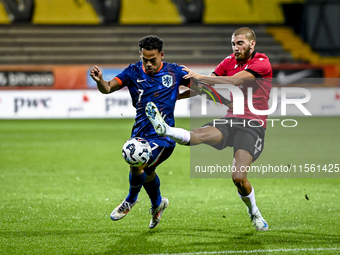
[122,137,152,166]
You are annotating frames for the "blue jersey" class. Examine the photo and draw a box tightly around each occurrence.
[115,61,189,146]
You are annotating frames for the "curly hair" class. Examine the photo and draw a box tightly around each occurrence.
[138,35,164,52]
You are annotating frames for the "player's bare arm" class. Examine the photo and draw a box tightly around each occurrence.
[177,73,216,100]
[182,66,255,86]
[90,65,120,94]
[177,86,198,100]
[181,67,236,108]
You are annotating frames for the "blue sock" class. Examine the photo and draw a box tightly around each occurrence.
[143,174,162,209]
[126,172,146,204]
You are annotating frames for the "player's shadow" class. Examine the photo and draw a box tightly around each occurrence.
[99,225,340,255]
[99,229,163,255]
[100,227,261,254]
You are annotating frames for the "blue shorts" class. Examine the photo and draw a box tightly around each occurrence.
[143,138,175,175]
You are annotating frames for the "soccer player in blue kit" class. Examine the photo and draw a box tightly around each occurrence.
[89,35,190,228]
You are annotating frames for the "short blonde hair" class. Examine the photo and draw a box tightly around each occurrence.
[232,27,256,41]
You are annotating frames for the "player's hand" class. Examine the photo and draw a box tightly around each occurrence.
[182,65,202,80]
[89,65,103,83]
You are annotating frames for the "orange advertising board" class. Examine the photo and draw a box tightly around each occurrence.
[0,65,89,90]
[0,64,338,91]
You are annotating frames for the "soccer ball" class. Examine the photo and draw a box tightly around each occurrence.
[122,137,152,166]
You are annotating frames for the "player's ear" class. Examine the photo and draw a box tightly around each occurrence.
[139,51,142,58]
[160,51,164,59]
[250,40,256,50]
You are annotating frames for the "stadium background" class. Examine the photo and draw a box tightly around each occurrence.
[0,0,339,118]
[1,0,340,254]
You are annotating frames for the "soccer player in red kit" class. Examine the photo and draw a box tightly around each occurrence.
[146,27,271,231]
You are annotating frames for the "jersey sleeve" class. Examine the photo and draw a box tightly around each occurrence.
[177,64,190,87]
[245,55,272,78]
[180,68,190,87]
[180,78,190,87]
[114,64,134,89]
[213,56,232,76]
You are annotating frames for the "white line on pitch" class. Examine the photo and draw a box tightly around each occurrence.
[139,247,340,255]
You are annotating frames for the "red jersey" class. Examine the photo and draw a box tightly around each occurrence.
[214,51,272,128]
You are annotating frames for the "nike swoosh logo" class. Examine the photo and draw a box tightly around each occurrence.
[137,78,146,82]
[277,70,313,85]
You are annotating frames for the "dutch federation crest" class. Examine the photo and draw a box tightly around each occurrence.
[162,75,173,88]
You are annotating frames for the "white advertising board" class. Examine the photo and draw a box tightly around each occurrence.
[0,88,339,119]
[0,89,190,119]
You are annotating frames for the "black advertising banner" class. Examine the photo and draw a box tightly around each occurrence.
[0,71,54,87]
[272,64,339,87]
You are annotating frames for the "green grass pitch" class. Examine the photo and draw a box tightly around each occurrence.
[0,117,339,255]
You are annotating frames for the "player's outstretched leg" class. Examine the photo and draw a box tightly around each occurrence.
[110,199,138,221]
[146,102,191,144]
[149,197,169,229]
[145,102,168,136]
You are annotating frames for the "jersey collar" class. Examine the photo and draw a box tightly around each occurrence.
[142,62,164,75]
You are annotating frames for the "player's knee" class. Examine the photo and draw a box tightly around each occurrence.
[144,166,155,176]
[232,177,247,188]
[130,165,145,175]
[145,171,156,182]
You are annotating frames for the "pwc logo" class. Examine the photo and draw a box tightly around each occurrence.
[14,98,51,113]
